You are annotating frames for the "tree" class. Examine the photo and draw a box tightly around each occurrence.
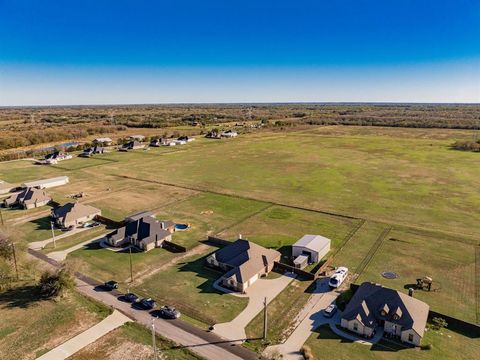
[0,237,13,261]
[39,267,75,298]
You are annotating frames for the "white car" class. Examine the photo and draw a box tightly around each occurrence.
[328,267,348,288]
[323,304,337,317]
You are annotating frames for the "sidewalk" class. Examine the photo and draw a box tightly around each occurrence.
[37,310,131,360]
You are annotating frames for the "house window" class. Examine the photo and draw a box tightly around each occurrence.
[408,333,414,342]
[353,323,358,331]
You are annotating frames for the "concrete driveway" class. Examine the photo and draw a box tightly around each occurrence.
[264,278,339,360]
[212,272,296,342]
[29,226,91,250]
[48,234,106,262]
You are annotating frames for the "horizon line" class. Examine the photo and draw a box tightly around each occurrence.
[1,101,479,109]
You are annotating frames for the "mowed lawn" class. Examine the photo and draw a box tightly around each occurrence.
[219,205,359,258]
[304,323,480,360]
[356,227,478,324]
[0,287,110,360]
[133,251,249,326]
[11,215,62,243]
[67,193,269,283]
[98,128,480,240]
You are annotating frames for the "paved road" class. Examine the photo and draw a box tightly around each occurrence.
[28,248,257,360]
[213,273,296,342]
[264,279,339,360]
[37,310,131,360]
[75,278,253,360]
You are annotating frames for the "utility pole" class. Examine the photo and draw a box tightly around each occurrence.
[151,318,158,360]
[50,221,56,248]
[11,243,18,281]
[263,296,268,340]
[129,246,134,283]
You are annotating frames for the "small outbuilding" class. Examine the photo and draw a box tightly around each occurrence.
[292,234,331,265]
[22,176,69,189]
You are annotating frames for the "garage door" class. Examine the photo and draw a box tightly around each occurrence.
[249,273,259,286]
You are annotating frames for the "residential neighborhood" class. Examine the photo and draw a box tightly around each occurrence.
[1,1,479,358]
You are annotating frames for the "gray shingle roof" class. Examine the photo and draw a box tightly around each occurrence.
[342,282,429,337]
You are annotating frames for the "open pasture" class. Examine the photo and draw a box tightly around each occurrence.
[356,226,478,324]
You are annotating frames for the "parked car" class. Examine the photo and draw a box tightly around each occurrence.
[323,304,337,318]
[82,221,100,228]
[61,225,75,232]
[328,267,348,288]
[156,306,181,319]
[104,280,118,290]
[122,292,139,303]
[134,298,157,310]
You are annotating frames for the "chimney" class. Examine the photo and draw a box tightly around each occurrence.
[408,288,414,297]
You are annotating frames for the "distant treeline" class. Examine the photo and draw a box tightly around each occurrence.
[0,125,126,151]
[0,103,478,152]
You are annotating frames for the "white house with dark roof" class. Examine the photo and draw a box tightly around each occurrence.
[340,282,429,346]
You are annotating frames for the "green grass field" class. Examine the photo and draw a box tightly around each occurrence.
[356,226,478,324]
[220,205,359,257]
[0,287,109,360]
[133,251,249,326]
[304,324,480,360]
[1,126,479,329]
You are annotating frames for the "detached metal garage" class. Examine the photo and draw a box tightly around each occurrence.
[292,234,331,264]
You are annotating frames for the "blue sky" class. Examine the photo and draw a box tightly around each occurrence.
[0,0,479,105]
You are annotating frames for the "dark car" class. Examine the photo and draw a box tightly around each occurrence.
[134,298,157,310]
[104,280,118,290]
[122,292,139,303]
[157,306,181,319]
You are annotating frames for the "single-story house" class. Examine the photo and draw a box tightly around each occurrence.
[292,234,331,267]
[221,130,238,138]
[340,282,429,346]
[120,141,144,151]
[52,202,101,228]
[0,180,13,195]
[106,212,174,252]
[4,188,51,209]
[178,136,195,142]
[206,238,281,293]
[79,146,104,157]
[205,130,220,139]
[93,137,113,146]
[22,176,69,189]
[150,139,161,147]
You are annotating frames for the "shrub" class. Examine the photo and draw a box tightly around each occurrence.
[430,317,448,330]
[39,267,75,298]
